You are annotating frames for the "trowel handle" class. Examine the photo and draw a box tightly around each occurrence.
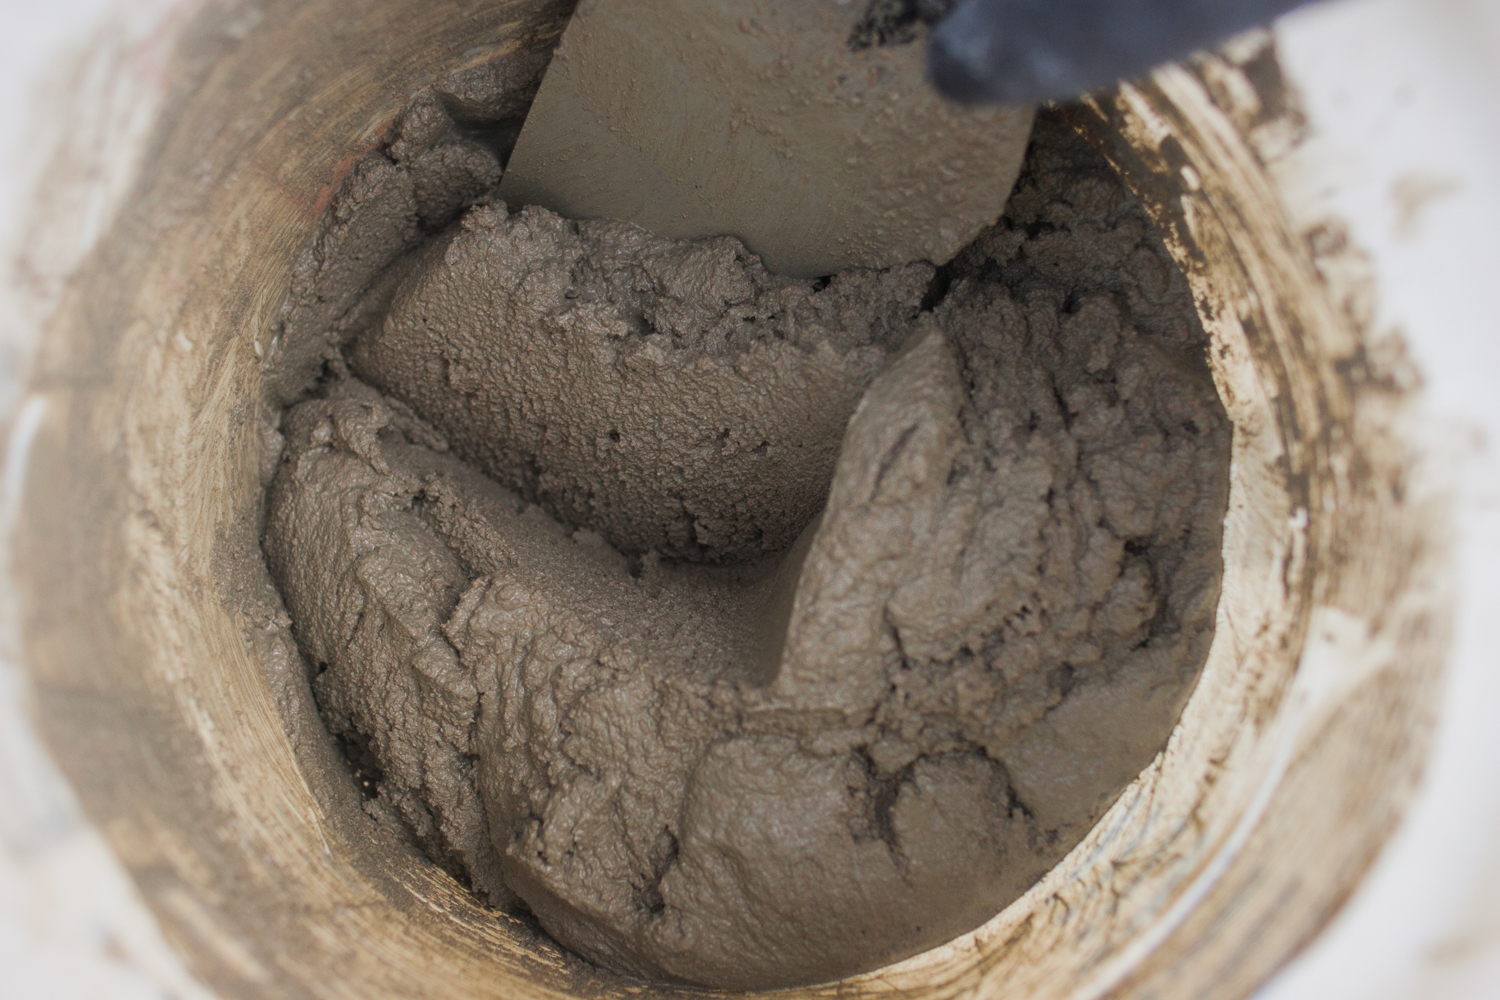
[928,0,1315,104]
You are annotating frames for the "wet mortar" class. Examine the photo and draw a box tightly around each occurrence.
[257,66,1231,992]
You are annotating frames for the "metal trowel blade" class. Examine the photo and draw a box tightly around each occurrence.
[498,0,1034,278]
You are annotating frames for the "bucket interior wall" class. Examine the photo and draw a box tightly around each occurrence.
[8,2,1449,999]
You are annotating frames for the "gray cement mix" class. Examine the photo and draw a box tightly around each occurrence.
[262,109,1230,990]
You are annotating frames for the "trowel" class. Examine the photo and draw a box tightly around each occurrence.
[498,0,1033,278]
[498,0,1315,278]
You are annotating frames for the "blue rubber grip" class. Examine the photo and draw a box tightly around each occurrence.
[928,0,1314,103]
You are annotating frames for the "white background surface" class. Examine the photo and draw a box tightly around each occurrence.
[0,0,1496,996]
[1261,1,1500,995]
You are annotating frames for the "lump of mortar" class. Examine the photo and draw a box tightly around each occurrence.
[262,380,513,903]
[266,46,554,406]
[348,204,932,561]
[264,116,1230,989]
